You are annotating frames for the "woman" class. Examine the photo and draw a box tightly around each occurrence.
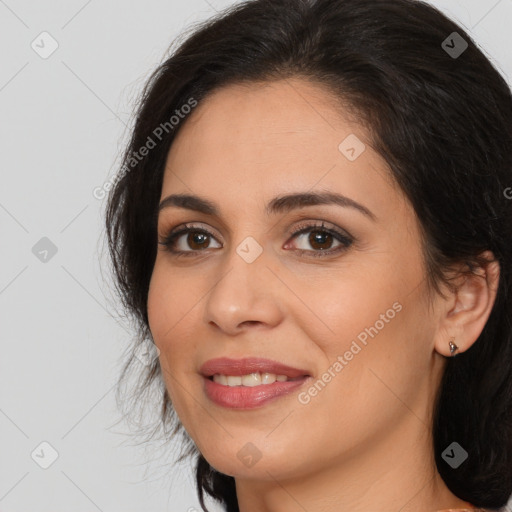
[104,0,512,510]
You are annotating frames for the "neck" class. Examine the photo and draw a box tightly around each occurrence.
[235,413,473,512]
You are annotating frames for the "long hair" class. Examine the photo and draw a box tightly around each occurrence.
[104,1,512,510]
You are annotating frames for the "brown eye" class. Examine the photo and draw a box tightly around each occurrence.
[159,221,353,259]
[303,230,336,251]
[185,231,211,250]
[286,221,353,258]
[159,224,221,255]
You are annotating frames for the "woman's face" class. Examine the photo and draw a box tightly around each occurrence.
[147,78,447,481]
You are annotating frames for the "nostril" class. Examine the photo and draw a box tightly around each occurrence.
[241,321,260,327]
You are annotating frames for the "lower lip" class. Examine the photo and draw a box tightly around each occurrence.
[203,376,310,409]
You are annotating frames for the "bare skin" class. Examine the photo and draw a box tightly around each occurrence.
[147,78,499,512]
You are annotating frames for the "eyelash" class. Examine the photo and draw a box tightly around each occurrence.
[158,221,354,259]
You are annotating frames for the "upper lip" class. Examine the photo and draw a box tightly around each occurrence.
[200,357,311,378]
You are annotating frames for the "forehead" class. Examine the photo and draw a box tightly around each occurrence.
[160,78,404,220]
[168,78,357,159]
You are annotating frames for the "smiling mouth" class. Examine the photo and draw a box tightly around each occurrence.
[203,372,311,409]
[207,372,308,386]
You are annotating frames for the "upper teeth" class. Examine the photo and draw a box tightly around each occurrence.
[213,372,290,387]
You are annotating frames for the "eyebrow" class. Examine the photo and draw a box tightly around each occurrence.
[158,191,376,221]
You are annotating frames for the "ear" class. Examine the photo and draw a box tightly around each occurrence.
[434,250,500,357]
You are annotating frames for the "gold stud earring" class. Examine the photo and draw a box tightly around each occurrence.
[449,338,459,356]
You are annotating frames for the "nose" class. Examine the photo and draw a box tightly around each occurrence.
[202,242,285,336]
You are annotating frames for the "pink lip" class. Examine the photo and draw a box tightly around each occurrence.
[200,357,311,409]
[203,377,310,409]
[199,357,311,379]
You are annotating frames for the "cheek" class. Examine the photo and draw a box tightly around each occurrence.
[295,263,404,354]
[147,261,195,343]
[295,254,430,404]
[147,272,192,408]
[147,261,206,398]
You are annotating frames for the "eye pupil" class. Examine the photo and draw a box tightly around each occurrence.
[309,231,332,250]
[189,231,209,249]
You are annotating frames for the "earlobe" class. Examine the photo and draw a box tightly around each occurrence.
[434,251,500,358]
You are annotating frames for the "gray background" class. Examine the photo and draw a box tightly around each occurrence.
[0,0,511,511]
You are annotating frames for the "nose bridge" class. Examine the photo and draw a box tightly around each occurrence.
[202,234,283,332]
